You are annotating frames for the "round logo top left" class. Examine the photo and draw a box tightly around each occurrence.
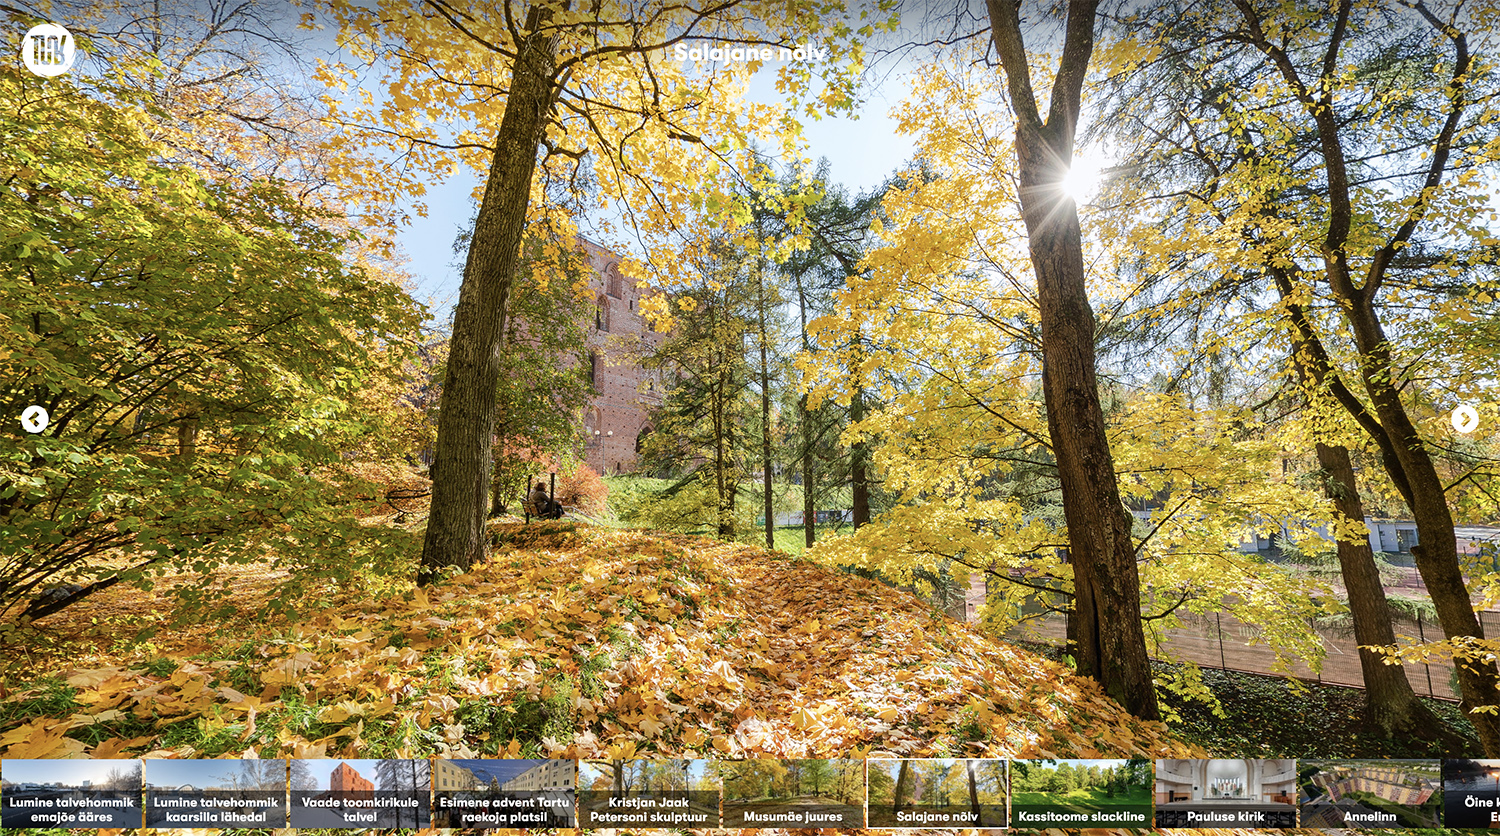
[22,24,76,77]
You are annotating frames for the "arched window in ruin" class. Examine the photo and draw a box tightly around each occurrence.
[596,294,609,332]
[635,425,652,454]
[606,263,623,299]
[588,352,598,387]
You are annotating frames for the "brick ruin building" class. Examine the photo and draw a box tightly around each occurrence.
[575,236,664,475]
[328,762,374,800]
[414,236,663,477]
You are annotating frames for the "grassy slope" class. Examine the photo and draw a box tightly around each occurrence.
[1011,641,1481,758]
[1,524,1194,764]
[1160,664,1479,758]
[605,475,854,516]
[603,474,855,556]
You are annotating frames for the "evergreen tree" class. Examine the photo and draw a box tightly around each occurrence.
[638,246,759,538]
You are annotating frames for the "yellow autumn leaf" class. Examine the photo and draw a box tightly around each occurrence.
[91,736,153,759]
[65,667,128,688]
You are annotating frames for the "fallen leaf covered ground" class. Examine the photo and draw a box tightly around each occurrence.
[4,524,1201,762]
[7,525,1293,836]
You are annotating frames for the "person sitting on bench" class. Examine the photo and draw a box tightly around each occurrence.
[527,481,563,520]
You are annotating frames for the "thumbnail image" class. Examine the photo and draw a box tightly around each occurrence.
[1011,758,1152,829]
[144,759,287,828]
[1299,759,1440,828]
[287,758,429,829]
[867,758,1006,828]
[577,759,718,828]
[431,758,574,827]
[0,758,143,828]
[720,759,864,828]
[1156,758,1298,827]
[1443,758,1500,827]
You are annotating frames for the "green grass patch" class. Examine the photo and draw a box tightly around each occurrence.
[156,712,247,756]
[453,676,576,757]
[0,677,78,726]
[1344,789,1441,826]
[604,475,856,546]
[1160,663,1477,757]
[767,523,853,556]
[1012,786,1151,808]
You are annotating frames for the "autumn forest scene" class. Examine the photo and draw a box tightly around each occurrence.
[4,1,1500,828]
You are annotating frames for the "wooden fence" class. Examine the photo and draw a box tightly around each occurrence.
[1003,607,1500,701]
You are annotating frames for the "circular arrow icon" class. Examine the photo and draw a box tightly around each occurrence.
[20,405,50,433]
[1452,404,1480,434]
[20,405,49,434]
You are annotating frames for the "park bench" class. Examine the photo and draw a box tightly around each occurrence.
[524,496,565,521]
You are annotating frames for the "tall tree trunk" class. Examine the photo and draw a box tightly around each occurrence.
[724,478,739,538]
[1347,303,1500,753]
[796,276,816,547]
[1315,441,1437,737]
[893,760,910,813]
[1262,182,1448,742]
[966,760,981,825]
[850,385,870,528]
[760,347,772,549]
[720,367,732,537]
[1233,0,1498,752]
[489,421,511,518]
[800,394,816,545]
[757,240,775,550]
[419,7,558,584]
[1281,307,1433,737]
[175,414,199,463]
[985,0,1159,720]
[406,759,418,827]
[713,334,735,539]
[490,469,506,517]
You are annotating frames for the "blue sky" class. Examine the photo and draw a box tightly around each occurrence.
[1022,759,1130,770]
[294,759,380,788]
[577,759,713,788]
[143,759,282,788]
[446,759,554,786]
[2,759,137,785]
[394,64,916,327]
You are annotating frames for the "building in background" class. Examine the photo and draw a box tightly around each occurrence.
[412,237,664,478]
[328,762,374,801]
[1156,759,1297,805]
[576,236,663,475]
[502,760,576,792]
[433,760,479,792]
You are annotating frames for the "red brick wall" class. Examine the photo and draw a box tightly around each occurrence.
[417,236,664,477]
[576,237,663,474]
[330,762,373,798]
